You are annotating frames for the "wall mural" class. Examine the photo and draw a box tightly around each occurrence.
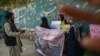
[12,0,58,29]
[12,0,100,29]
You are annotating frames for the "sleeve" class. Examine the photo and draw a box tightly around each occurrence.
[4,23,20,37]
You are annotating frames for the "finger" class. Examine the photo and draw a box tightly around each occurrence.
[82,0,100,6]
[81,37,100,52]
[59,5,100,24]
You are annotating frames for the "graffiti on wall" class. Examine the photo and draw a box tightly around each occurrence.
[12,0,100,28]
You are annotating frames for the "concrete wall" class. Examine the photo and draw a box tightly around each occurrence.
[1,0,100,29]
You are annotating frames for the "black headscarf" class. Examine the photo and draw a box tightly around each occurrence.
[59,14,68,24]
[40,17,50,29]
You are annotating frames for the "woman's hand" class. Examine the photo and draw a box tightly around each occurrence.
[81,37,100,52]
[18,29,25,34]
[59,0,100,52]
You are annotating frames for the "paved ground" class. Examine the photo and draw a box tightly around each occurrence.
[0,39,39,56]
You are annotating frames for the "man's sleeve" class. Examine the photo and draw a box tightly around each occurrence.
[4,23,20,37]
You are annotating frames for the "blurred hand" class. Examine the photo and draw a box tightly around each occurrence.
[81,37,100,52]
[59,4,100,24]
[20,30,25,34]
[18,29,25,34]
[59,0,100,52]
